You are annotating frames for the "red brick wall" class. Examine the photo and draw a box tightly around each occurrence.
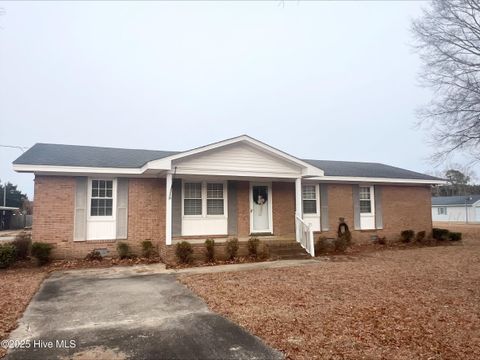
[272,182,295,237]
[32,176,75,246]
[319,184,433,242]
[33,176,166,259]
[237,181,250,238]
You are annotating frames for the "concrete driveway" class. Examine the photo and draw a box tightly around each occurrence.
[6,268,282,360]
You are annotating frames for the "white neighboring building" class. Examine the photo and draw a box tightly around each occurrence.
[432,195,480,223]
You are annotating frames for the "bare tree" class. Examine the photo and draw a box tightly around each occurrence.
[412,0,480,162]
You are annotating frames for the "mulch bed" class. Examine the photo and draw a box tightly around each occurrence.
[180,226,480,359]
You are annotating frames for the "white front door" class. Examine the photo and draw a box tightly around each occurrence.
[250,183,273,233]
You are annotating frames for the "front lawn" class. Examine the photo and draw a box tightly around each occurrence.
[180,225,480,359]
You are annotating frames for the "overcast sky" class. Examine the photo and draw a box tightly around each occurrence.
[0,1,473,198]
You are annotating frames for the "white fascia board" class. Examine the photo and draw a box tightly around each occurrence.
[13,164,144,175]
[309,175,447,185]
[143,135,325,176]
[432,204,472,207]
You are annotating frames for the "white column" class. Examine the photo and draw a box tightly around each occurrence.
[295,177,302,242]
[166,173,172,245]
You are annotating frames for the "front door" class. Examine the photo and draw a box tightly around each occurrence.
[250,183,272,233]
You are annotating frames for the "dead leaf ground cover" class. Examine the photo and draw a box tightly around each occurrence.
[180,225,480,359]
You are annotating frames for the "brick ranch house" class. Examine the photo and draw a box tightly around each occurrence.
[13,135,444,262]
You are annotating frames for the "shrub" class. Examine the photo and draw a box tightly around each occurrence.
[259,243,270,260]
[84,250,103,261]
[415,231,426,243]
[377,236,387,245]
[175,241,193,264]
[400,230,415,243]
[12,232,31,260]
[315,236,329,254]
[0,244,16,269]
[141,240,155,258]
[116,242,131,259]
[204,238,215,262]
[31,242,53,266]
[334,235,348,253]
[225,238,239,260]
[247,237,260,257]
[432,228,450,241]
[449,232,462,241]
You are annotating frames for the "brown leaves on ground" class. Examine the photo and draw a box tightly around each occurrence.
[0,268,47,358]
[180,225,480,360]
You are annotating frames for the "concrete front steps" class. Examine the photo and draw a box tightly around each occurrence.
[263,240,312,260]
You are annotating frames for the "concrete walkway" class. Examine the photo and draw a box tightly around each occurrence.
[55,258,320,279]
[6,268,284,359]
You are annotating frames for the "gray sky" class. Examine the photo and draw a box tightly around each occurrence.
[0,1,473,198]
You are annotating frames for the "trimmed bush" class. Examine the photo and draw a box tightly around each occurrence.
[175,241,193,264]
[449,232,462,241]
[432,228,450,241]
[84,250,103,261]
[415,231,426,243]
[204,238,215,263]
[116,242,131,259]
[247,237,260,257]
[31,242,53,266]
[0,243,16,269]
[141,240,155,258]
[12,232,31,260]
[400,230,415,243]
[315,236,330,254]
[225,238,239,260]
[334,235,348,253]
[377,236,387,245]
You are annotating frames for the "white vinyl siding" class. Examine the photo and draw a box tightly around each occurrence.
[173,142,302,178]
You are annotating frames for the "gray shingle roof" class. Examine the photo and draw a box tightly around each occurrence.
[13,143,179,168]
[14,143,440,181]
[432,195,480,206]
[302,159,440,180]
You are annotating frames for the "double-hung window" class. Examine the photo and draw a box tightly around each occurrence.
[302,185,317,214]
[90,180,114,216]
[207,183,224,215]
[437,207,447,215]
[183,181,226,217]
[184,182,202,215]
[359,186,372,213]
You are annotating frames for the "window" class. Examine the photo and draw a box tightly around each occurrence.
[207,183,224,215]
[184,182,202,215]
[437,207,447,215]
[302,185,317,214]
[90,180,113,216]
[359,186,372,213]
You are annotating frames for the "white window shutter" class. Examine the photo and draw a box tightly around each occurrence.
[74,177,88,241]
[116,178,129,239]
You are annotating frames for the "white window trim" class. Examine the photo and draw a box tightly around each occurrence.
[181,180,228,219]
[359,185,375,230]
[302,183,320,216]
[87,177,117,222]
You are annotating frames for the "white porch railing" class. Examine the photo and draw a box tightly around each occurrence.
[295,215,315,257]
